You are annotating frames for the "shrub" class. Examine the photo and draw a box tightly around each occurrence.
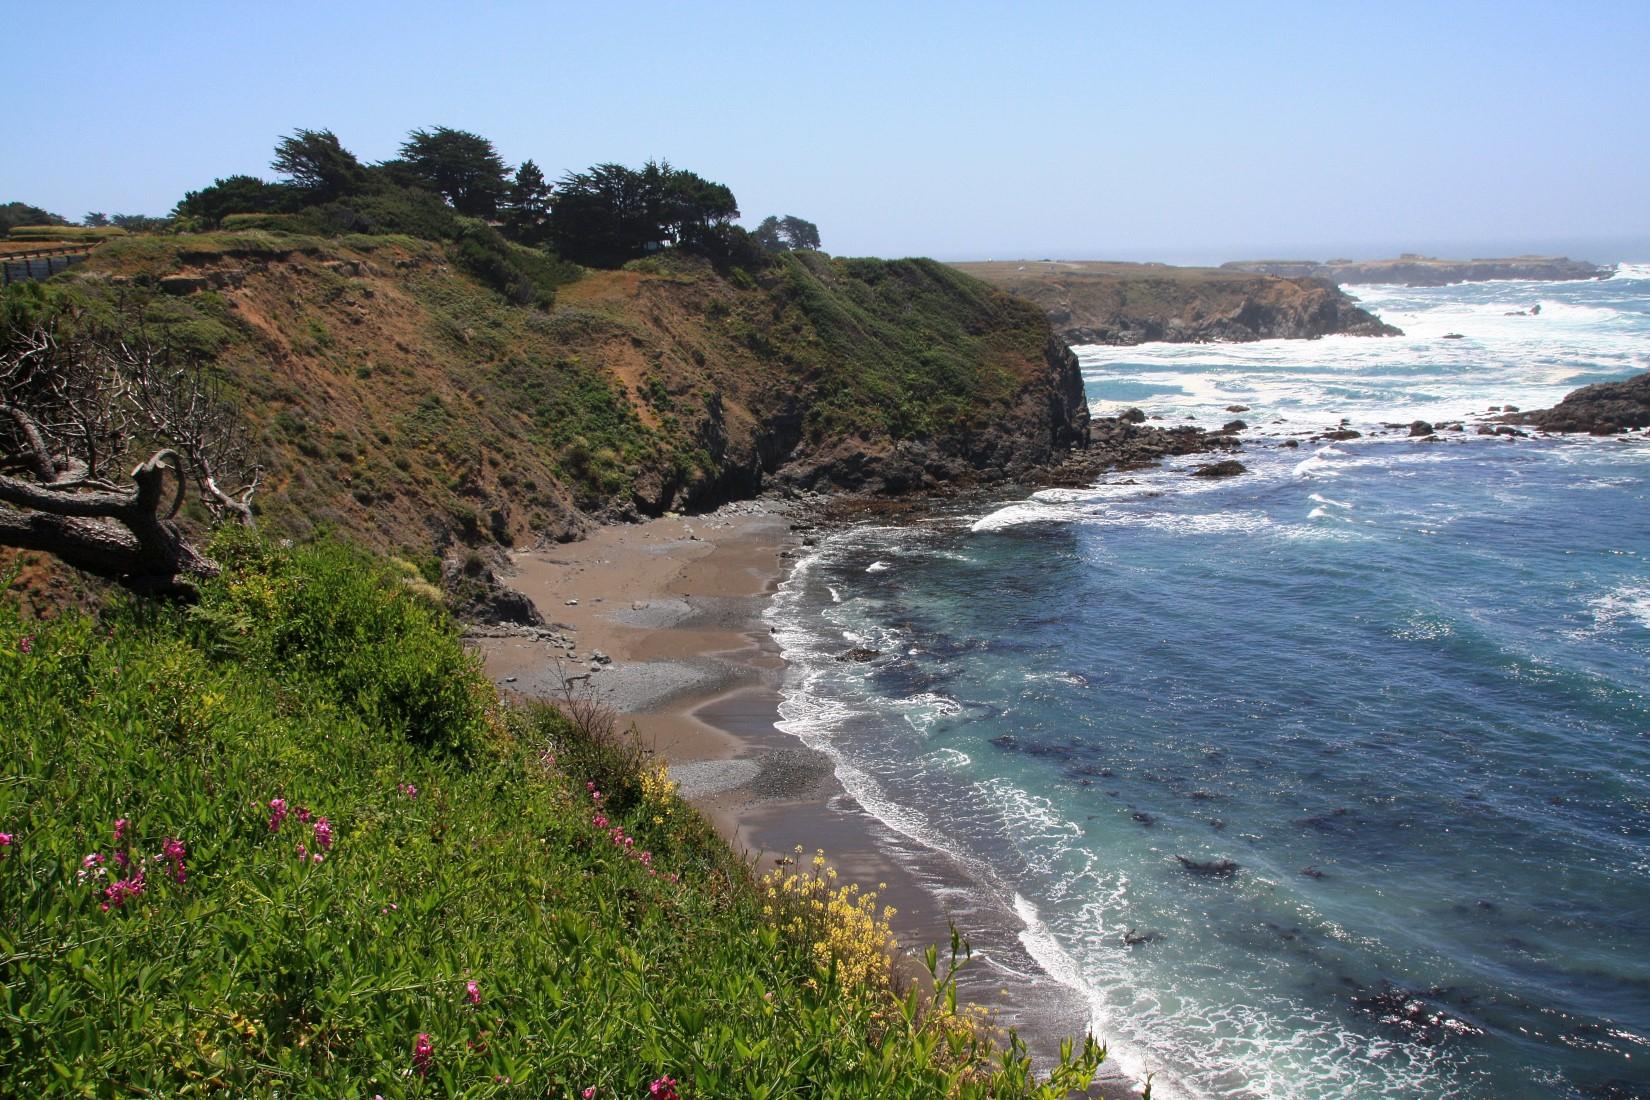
[5,224,128,242]
[195,533,493,758]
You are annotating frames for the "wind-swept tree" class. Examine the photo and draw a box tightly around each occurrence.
[753,214,821,252]
[0,309,259,594]
[400,127,510,218]
[270,129,368,203]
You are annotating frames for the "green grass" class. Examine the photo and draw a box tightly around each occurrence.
[0,540,1102,1098]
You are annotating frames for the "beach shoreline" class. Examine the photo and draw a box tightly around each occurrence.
[475,498,1140,1096]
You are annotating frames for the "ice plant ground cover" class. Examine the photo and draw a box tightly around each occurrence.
[0,535,1104,1097]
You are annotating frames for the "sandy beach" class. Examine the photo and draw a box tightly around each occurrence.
[477,500,1136,1095]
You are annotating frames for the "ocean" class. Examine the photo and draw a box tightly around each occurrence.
[767,266,1650,1099]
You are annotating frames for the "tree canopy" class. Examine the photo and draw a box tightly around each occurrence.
[550,161,739,267]
[753,214,822,252]
[174,175,293,228]
[399,127,510,219]
[505,159,552,245]
[270,129,368,203]
[1,202,69,235]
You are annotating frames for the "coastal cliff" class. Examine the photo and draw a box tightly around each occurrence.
[53,235,1093,556]
[1222,255,1612,286]
[950,260,1399,346]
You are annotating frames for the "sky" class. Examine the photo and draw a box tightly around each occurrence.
[6,1,1648,263]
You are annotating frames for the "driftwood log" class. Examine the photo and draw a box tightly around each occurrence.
[1,317,257,595]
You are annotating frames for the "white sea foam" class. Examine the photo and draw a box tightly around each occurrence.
[1611,261,1650,281]
[1587,584,1650,632]
[865,560,891,573]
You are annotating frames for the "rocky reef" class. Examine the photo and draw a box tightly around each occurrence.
[1222,255,1612,286]
[951,260,1399,346]
[1508,371,1650,435]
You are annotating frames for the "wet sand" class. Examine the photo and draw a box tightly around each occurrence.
[477,501,1139,1097]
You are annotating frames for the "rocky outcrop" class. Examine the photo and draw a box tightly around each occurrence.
[951,260,1399,346]
[1509,371,1650,435]
[1223,255,1612,286]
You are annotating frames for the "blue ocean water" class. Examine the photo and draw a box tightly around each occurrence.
[769,267,1650,1099]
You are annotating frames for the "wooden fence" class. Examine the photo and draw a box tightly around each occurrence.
[1,244,95,286]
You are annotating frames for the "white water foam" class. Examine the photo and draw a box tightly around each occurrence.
[1587,584,1650,633]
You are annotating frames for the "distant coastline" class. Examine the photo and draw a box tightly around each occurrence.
[1221,254,1613,286]
[952,259,1399,346]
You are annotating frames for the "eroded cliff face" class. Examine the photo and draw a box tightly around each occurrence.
[66,238,1094,555]
[950,261,1399,346]
[1222,256,1612,286]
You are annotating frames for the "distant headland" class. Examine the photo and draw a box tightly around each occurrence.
[952,259,1399,347]
[1220,254,1614,286]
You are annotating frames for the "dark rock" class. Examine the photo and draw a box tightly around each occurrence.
[1131,811,1157,826]
[1301,866,1325,879]
[1442,333,1466,340]
[1176,855,1240,878]
[1320,429,1362,441]
[159,275,209,295]
[1280,438,1300,448]
[1510,371,1650,434]
[1123,929,1160,946]
[1408,420,1434,436]
[1350,983,1485,1044]
[837,647,881,662]
[1191,460,1247,478]
[1226,404,1251,413]
[1119,407,1148,424]
[1220,419,1247,433]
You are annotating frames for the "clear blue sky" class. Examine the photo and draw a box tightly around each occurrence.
[6,1,1648,263]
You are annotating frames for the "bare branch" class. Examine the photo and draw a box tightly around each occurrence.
[1,308,259,595]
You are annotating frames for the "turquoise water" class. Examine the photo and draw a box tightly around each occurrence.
[769,268,1650,1099]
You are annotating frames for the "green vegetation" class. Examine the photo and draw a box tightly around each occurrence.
[1,202,71,234]
[4,225,128,243]
[752,215,821,253]
[0,539,1104,1097]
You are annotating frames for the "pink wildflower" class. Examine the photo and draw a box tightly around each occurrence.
[649,1076,680,1100]
[0,832,14,857]
[465,980,480,1005]
[399,782,418,799]
[17,636,32,654]
[583,1089,596,1099]
[113,850,130,870]
[295,806,313,824]
[311,852,324,864]
[592,813,608,829]
[296,843,307,861]
[412,1032,433,1077]
[161,837,187,884]
[313,816,333,851]
[113,818,129,844]
[102,867,146,911]
[268,798,288,833]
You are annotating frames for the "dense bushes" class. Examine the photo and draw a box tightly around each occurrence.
[0,540,1104,1097]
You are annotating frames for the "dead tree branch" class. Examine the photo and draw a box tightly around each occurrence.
[0,310,260,595]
